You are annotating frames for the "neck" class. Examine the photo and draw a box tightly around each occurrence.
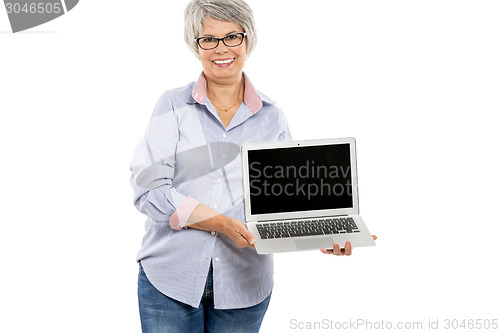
[206,74,244,107]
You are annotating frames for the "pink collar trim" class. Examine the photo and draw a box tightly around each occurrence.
[191,72,263,114]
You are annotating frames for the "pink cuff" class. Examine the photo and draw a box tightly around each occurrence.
[169,197,200,230]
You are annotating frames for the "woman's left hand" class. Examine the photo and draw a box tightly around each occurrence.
[320,235,377,256]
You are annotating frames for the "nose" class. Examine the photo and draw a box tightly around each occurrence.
[214,40,229,54]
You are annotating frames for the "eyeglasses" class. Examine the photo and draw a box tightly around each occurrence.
[195,32,246,50]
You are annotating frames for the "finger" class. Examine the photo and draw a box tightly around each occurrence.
[344,241,352,256]
[333,243,341,255]
[237,228,256,246]
[246,242,256,250]
[235,236,254,248]
[244,230,256,245]
[320,248,333,254]
[239,234,255,247]
[372,235,377,240]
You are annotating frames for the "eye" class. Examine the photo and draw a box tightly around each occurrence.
[225,34,239,40]
[200,37,216,43]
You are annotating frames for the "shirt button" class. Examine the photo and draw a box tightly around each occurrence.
[217,178,222,184]
[214,257,220,262]
[212,203,217,209]
[222,133,227,138]
[211,231,216,236]
[221,155,226,159]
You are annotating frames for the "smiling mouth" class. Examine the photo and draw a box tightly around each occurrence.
[212,58,235,65]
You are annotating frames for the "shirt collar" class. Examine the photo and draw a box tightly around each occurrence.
[189,72,271,114]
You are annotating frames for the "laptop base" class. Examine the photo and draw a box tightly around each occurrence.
[247,215,375,254]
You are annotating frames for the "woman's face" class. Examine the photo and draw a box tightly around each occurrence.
[198,17,247,85]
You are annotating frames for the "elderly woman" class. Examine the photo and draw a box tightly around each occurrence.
[130,0,371,332]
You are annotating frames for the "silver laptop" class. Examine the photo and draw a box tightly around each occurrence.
[241,137,376,254]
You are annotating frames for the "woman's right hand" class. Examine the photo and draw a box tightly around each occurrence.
[185,204,255,249]
[219,217,256,249]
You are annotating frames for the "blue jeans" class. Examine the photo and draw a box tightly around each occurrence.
[138,262,271,333]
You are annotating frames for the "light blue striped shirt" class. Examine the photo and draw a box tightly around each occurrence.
[130,72,292,309]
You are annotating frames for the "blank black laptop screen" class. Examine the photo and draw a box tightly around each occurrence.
[247,143,353,215]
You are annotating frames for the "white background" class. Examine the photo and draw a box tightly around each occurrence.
[1,1,499,332]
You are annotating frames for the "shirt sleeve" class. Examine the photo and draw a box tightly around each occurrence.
[129,92,199,230]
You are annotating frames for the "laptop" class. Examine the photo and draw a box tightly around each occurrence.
[241,137,376,254]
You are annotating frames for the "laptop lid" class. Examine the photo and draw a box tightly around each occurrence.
[242,137,360,223]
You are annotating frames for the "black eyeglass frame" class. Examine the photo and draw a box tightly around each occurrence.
[195,32,247,50]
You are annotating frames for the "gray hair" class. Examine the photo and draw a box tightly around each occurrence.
[184,0,257,58]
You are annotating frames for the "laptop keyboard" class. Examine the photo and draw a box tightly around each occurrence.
[256,217,360,239]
